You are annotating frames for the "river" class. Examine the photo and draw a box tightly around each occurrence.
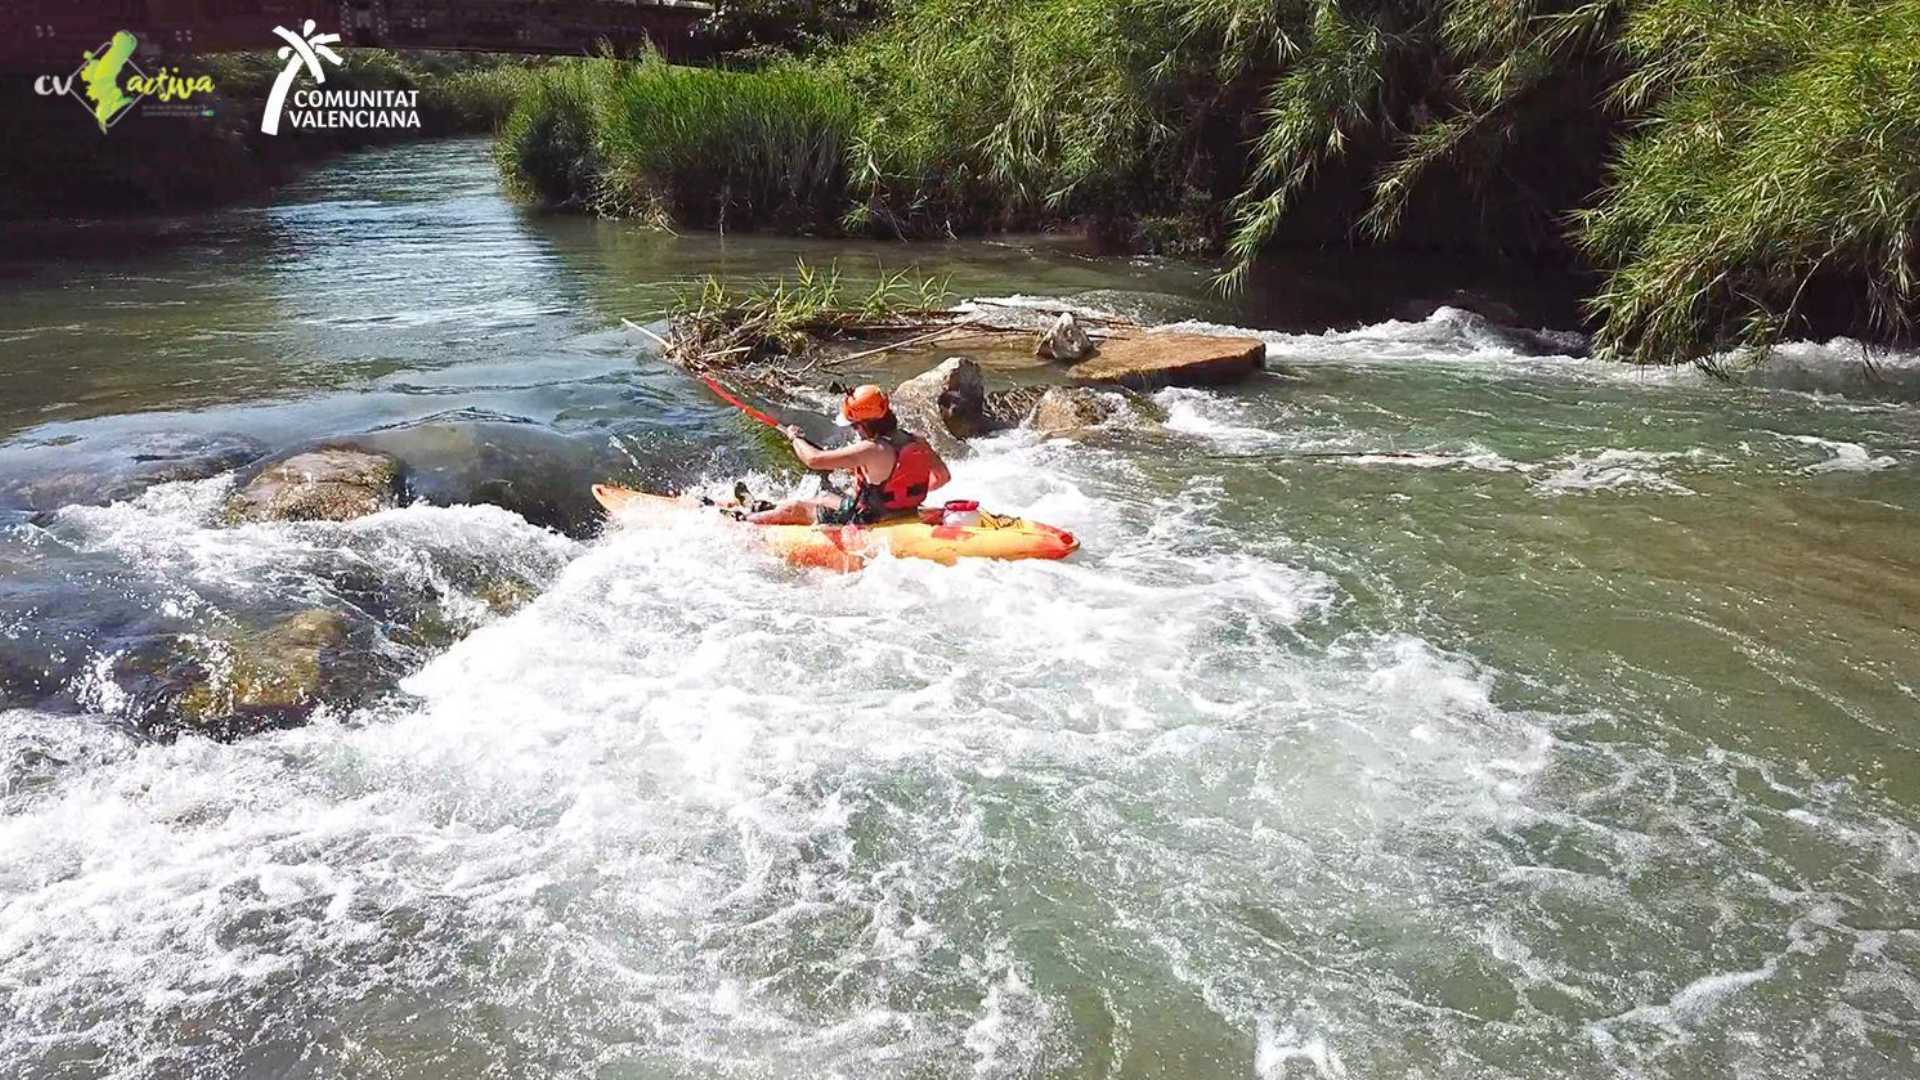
[2,139,1917,1079]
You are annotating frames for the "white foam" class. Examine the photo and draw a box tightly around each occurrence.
[1721,337,1920,400]
[1604,958,1780,1028]
[1155,386,1281,446]
[1532,449,1714,496]
[38,481,582,723]
[0,430,1591,1075]
[1143,310,1920,403]
[963,949,1058,1076]
[1163,307,1586,367]
[1255,1015,1349,1079]
[1150,387,1534,473]
[1777,433,1898,474]
[1339,446,1533,473]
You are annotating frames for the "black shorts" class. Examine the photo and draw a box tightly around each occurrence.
[817,493,920,527]
[816,494,874,526]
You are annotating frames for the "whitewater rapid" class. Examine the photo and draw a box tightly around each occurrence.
[5,381,1919,1077]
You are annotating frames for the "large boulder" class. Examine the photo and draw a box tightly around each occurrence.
[891,357,995,455]
[225,448,402,524]
[1034,311,1094,362]
[216,420,612,537]
[1067,332,1265,389]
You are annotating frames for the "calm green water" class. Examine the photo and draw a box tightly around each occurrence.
[1,139,1917,1079]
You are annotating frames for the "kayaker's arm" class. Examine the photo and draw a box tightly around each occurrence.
[782,427,876,472]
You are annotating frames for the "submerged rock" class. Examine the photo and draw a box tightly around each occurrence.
[1393,302,1592,358]
[1471,319,1590,359]
[983,386,1046,430]
[0,431,266,512]
[1024,387,1166,438]
[171,609,349,737]
[346,419,604,537]
[225,449,403,524]
[217,419,606,536]
[1034,311,1094,362]
[1516,328,1592,358]
[473,577,539,616]
[235,610,348,709]
[1067,332,1265,389]
[891,357,995,454]
[1028,387,1121,436]
[1393,291,1524,327]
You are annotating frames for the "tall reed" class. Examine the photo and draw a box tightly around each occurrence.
[598,57,858,230]
[495,60,612,209]
[491,1,1920,364]
[1581,0,1920,364]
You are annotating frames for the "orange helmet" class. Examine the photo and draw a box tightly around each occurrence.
[838,384,892,425]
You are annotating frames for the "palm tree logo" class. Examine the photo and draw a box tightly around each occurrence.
[261,20,342,135]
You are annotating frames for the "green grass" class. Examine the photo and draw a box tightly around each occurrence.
[678,258,952,319]
[423,65,531,132]
[497,54,856,227]
[830,0,1180,237]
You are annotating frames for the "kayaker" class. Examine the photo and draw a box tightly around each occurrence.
[748,384,952,526]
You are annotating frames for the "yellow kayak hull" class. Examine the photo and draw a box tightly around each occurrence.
[592,485,1079,572]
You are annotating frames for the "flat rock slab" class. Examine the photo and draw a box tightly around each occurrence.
[887,330,1054,374]
[1068,332,1265,389]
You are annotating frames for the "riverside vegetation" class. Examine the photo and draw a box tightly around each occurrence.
[495,0,1920,367]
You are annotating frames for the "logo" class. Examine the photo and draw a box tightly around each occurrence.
[260,21,420,135]
[262,20,341,135]
[33,31,142,132]
[33,31,217,133]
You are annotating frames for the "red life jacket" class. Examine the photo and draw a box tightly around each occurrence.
[856,431,934,515]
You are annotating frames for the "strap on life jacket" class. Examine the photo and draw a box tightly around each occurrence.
[855,430,934,515]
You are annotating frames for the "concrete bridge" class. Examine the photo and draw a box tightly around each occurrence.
[1,0,714,69]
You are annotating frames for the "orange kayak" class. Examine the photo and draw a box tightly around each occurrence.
[592,485,1079,572]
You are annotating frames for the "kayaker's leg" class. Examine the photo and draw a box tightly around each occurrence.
[747,495,838,525]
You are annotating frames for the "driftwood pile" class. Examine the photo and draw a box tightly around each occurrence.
[627,304,1142,399]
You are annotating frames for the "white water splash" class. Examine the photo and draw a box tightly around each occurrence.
[1256,1014,1350,1079]
[0,435,1582,1078]
[1777,434,1898,474]
[1532,449,1716,496]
